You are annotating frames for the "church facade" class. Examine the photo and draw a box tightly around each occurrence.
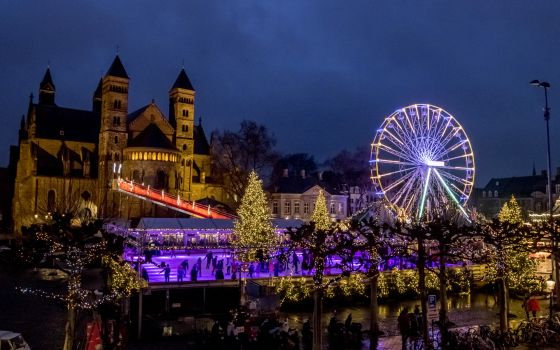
[12,56,227,233]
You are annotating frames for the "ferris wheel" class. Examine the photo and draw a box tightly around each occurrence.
[370,104,475,220]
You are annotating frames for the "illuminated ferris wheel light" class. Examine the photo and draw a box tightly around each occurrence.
[370,104,475,220]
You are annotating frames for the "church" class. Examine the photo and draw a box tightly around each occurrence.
[11,55,227,233]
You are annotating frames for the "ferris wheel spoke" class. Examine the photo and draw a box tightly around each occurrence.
[432,169,470,220]
[450,182,470,200]
[377,143,418,164]
[391,170,420,208]
[417,167,433,219]
[370,158,416,166]
[391,116,416,143]
[402,109,417,136]
[437,169,473,187]
[382,168,417,193]
[439,153,474,163]
[437,165,475,172]
[375,166,417,179]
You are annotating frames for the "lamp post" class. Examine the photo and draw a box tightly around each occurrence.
[531,80,558,308]
[547,275,556,318]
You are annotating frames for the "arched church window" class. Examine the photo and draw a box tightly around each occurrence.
[182,144,187,151]
[114,136,118,144]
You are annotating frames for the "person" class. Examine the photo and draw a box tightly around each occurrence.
[181,259,189,271]
[413,305,422,330]
[197,257,202,277]
[226,259,231,275]
[302,319,312,350]
[216,268,224,280]
[141,267,149,282]
[522,295,530,320]
[527,296,541,318]
[293,252,300,274]
[177,264,184,282]
[190,265,198,282]
[248,263,254,278]
[227,320,235,340]
[163,264,171,283]
[345,313,352,330]
[398,307,411,350]
[205,251,213,269]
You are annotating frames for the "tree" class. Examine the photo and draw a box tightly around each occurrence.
[211,120,279,206]
[232,171,278,262]
[311,189,331,230]
[19,213,144,350]
[498,195,524,223]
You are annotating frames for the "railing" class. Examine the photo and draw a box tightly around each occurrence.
[114,178,237,219]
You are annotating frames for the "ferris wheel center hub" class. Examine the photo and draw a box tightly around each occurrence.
[425,160,445,167]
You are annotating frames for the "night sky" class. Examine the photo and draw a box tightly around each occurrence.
[1,1,560,187]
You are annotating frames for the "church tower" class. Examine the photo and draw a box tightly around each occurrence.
[38,68,55,105]
[169,68,195,198]
[98,55,129,216]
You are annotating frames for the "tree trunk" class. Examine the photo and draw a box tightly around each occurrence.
[438,254,449,349]
[63,306,76,350]
[313,289,323,350]
[498,277,508,332]
[417,238,429,346]
[370,273,380,350]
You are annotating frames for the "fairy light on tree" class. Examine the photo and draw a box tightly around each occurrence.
[498,195,524,224]
[311,189,331,230]
[233,170,278,261]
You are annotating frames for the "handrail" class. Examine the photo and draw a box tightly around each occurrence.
[114,178,237,219]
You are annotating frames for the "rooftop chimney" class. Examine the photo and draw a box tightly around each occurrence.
[282,168,289,177]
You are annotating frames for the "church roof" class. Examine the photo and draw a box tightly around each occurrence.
[40,68,55,90]
[34,104,99,143]
[193,124,210,155]
[93,78,102,99]
[171,68,195,91]
[126,105,150,123]
[105,55,129,79]
[482,175,549,197]
[128,123,176,150]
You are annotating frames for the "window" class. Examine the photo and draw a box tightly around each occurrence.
[304,202,309,214]
[182,109,189,117]
[272,201,278,214]
[112,116,121,126]
[330,203,335,214]
[494,190,498,197]
[284,201,291,215]
[556,184,560,194]
[294,201,300,214]
[113,100,121,109]
[488,191,492,198]
[182,144,187,151]
[482,191,486,198]
[114,136,118,144]
[338,203,343,214]
[182,125,188,132]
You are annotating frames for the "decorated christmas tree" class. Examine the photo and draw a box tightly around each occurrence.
[311,189,331,230]
[498,195,523,224]
[233,170,277,261]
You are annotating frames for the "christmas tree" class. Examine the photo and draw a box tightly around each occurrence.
[233,170,277,261]
[498,195,523,224]
[311,189,331,230]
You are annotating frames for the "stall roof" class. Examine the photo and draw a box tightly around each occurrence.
[133,217,303,230]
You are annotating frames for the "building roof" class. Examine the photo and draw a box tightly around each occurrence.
[193,124,210,155]
[126,105,150,123]
[134,217,303,230]
[40,68,55,91]
[34,104,99,143]
[93,78,102,99]
[105,55,129,79]
[128,123,176,150]
[171,68,195,91]
[482,175,548,197]
[271,175,345,195]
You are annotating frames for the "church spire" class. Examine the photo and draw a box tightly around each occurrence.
[39,67,56,105]
[533,162,537,176]
[171,68,195,91]
[105,55,129,79]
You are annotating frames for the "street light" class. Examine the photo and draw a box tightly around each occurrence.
[531,80,557,309]
[547,275,556,318]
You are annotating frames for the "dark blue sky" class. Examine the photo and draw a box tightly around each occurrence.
[1,1,560,187]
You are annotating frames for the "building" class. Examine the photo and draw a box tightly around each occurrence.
[268,169,348,221]
[473,168,560,218]
[11,56,227,233]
